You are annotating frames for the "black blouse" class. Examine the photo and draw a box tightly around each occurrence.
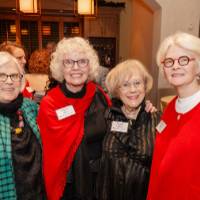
[60,83,109,200]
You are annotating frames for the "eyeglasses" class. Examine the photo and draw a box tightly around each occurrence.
[63,59,89,68]
[120,80,144,91]
[161,56,195,68]
[0,73,23,82]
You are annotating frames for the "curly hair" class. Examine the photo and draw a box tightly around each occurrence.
[50,37,100,82]
[28,49,50,74]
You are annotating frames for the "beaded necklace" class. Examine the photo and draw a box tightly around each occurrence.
[12,110,24,135]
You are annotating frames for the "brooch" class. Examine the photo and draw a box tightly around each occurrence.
[13,110,24,135]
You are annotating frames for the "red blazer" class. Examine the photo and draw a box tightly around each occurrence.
[147,97,200,200]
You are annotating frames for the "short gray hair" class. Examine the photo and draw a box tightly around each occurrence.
[157,31,200,68]
[0,51,25,91]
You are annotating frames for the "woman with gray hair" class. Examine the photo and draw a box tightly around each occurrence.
[97,59,160,200]
[37,37,111,200]
[0,52,45,199]
[147,32,200,200]
[0,41,34,99]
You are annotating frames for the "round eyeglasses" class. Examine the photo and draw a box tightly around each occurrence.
[63,59,89,68]
[161,56,195,68]
[0,73,23,82]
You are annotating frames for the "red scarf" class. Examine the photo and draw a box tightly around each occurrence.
[37,82,98,200]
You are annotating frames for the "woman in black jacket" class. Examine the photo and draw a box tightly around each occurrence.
[97,59,160,200]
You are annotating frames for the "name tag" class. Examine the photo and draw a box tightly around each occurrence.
[111,121,128,133]
[156,120,167,133]
[56,105,75,120]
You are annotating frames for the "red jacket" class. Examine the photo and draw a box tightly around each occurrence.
[147,97,200,200]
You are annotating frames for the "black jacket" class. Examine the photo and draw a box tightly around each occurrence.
[97,99,160,200]
[61,86,109,200]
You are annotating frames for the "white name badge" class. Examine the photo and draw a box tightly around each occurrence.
[156,120,167,133]
[56,105,76,120]
[111,121,128,133]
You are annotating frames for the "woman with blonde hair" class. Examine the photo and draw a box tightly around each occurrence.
[147,32,200,200]
[37,37,111,200]
[97,59,160,200]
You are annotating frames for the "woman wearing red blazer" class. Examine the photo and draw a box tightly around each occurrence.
[147,32,200,200]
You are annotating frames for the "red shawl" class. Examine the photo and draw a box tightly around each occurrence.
[37,81,98,200]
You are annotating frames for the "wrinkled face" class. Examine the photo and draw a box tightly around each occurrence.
[118,70,146,110]
[12,47,26,69]
[163,45,199,89]
[62,51,90,92]
[0,60,22,103]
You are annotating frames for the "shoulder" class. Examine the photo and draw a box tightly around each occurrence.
[40,86,62,106]
[21,98,39,119]
[95,84,111,107]
[150,110,162,120]
[104,101,123,121]
[162,96,177,114]
[87,84,111,114]
[22,97,38,110]
[148,111,161,126]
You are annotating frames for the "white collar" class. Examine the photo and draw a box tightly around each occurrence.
[175,90,200,114]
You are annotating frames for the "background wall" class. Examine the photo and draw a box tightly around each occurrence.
[156,0,200,88]
[109,0,160,104]
[2,0,200,106]
[110,0,200,106]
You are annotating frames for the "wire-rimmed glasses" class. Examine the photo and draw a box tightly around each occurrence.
[120,80,144,91]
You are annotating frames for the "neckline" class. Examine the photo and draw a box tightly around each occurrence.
[60,82,86,98]
[121,105,141,120]
[175,89,200,114]
[0,94,23,116]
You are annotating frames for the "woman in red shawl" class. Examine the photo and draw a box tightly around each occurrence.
[37,37,111,200]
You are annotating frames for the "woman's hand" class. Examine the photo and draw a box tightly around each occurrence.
[145,100,157,113]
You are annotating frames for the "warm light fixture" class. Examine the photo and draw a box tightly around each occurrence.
[74,0,97,17]
[10,25,16,34]
[42,26,51,36]
[21,29,29,35]
[16,0,41,15]
[71,26,80,35]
